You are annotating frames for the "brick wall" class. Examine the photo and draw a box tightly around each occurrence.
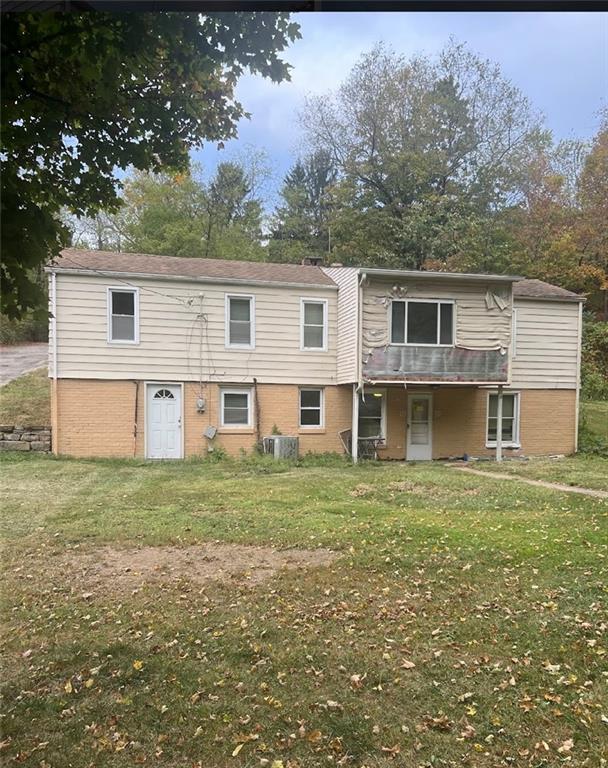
[53,380,576,460]
[53,379,352,459]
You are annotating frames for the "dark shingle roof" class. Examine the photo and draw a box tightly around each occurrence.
[513,279,584,302]
[51,249,336,288]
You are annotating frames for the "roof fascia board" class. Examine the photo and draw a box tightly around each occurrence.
[359,267,522,283]
[513,294,585,303]
[45,266,337,291]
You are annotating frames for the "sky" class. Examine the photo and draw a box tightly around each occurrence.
[192,11,608,206]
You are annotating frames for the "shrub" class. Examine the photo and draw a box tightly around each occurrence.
[581,315,608,401]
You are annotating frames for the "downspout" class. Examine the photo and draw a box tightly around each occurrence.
[49,270,59,454]
[574,301,583,453]
[495,384,503,463]
[133,381,139,458]
[253,377,261,447]
[351,272,366,463]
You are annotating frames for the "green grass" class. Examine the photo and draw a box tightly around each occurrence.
[470,454,608,492]
[1,452,607,767]
[581,400,608,440]
[0,366,50,426]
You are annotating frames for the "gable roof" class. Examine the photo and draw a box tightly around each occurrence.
[513,278,584,302]
[50,249,337,288]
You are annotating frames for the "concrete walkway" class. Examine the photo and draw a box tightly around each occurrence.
[450,465,608,500]
[0,343,48,385]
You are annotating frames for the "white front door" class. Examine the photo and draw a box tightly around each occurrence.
[406,394,433,461]
[146,384,182,459]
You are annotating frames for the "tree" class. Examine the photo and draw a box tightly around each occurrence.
[269,150,337,262]
[300,41,548,269]
[86,157,267,261]
[1,11,300,316]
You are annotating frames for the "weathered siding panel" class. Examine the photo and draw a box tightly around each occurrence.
[361,277,512,353]
[55,273,338,385]
[511,299,580,389]
[322,267,359,383]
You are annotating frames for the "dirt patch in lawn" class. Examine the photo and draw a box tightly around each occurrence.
[65,543,338,595]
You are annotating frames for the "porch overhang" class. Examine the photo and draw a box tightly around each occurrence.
[363,345,509,384]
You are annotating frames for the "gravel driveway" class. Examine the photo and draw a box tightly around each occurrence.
[0,343,48,385]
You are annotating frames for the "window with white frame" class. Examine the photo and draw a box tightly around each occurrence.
[108,288,138,343]
[358,390,386,438]
[299,388,324,427]
[390,299,454,346]
[226,294,254,348]
[221,389,252,427]
[487,392,520,446]
[301,299,327,350]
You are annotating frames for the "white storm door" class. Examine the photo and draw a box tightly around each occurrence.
[146,384,182,459]
[406,394,433,461]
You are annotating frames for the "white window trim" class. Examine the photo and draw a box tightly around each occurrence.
[359,388,387,440]
[220,387,252,428]
[225,293,255,350]
[389,298,455,347]
[300,297,328,352]
[299,387,325,429]
[486,390,521,448]
[511,307,518,360]
[107,286,140,345]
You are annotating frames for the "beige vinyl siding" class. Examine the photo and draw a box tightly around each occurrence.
[322,267,359,383]
[510,299,580,389]
[54,273,338,385]
[362,277,512,353]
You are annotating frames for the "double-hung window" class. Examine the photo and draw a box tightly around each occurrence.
[391,299,454,346]
[300,299,328,351]
[221,389,252,427]
[226,294,254,349]
[108,288,139,344]
[299,388,324,428]
[487,392,520,446]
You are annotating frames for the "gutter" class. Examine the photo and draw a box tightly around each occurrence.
[44,266,337,292]
[575,301,583,452]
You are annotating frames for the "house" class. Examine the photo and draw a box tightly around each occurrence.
[46,249,584,461]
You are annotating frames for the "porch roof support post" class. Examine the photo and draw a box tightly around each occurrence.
[496,384,503,463]
[352,383,359,464]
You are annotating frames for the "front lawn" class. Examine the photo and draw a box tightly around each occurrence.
[581,400,608,440]
[1,453,607,767]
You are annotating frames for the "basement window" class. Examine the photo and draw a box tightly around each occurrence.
[391,300,454,346]
[221,389,252,427]
[486,392,520,447]
[299,388,324,427]
[108,288,139,344]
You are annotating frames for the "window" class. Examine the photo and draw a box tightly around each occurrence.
[299,388,324,428]
[226,294,254,348]
[301,299,328,351]
[390,300,454,346]
[108,288,139,343]
[487,392,520,446]
[358,390,386,438]
[221,389,252,427]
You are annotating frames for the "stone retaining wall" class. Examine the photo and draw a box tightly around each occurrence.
[0,426,52,452]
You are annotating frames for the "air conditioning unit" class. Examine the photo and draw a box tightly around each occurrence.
[262,436,299,460]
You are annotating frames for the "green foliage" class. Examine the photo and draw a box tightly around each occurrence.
[301,41,548,269]
[1,12,300,315]
[581,315,608,401]
[269,150,337,262]
[0,311,48,344]
[578,413,608,457]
